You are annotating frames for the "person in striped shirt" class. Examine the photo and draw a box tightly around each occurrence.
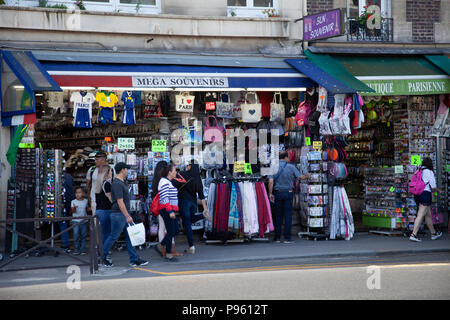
[156,162,179,261]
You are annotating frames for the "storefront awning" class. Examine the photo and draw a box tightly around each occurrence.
[40,61,315,90]
[333,55,450,96]
[425,55,450,75]
[285,58,357,94]
[300,50,375,94]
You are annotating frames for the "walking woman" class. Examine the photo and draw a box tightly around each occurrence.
[173,161,211,254]
[410,157,442,242]
[95,165,113,247]
[154,162,180,261]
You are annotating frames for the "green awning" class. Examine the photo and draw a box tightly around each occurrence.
[331,55,450,96]
[425,55,450,75]
[304,50,375,93]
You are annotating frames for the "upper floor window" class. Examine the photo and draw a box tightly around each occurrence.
[227,0,279,18]
[3,0,161,14]
[347,0,391,19]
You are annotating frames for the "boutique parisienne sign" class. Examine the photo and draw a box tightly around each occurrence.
[132,76,229,88]
[360,78,450,96]
[303,9,344,41]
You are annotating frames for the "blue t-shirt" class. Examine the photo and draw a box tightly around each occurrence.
[271,160,301,191]
[121,91,138,109]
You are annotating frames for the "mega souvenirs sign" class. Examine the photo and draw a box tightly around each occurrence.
[132,76,229,88]
[303,9,344,41]
[360,78,450,96]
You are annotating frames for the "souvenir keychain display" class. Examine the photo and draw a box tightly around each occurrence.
[43,149,64,219]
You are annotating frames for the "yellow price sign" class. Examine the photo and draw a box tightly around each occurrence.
[312,141,322,150]
[234,161,245,173]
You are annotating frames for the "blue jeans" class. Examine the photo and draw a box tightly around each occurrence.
[180,200,203,247]
[59,221,70,248]
[274,190,294,241]
[159,209,176,254]
[73,221,88,253]
[96,209,112,247]
[102,212,139,264]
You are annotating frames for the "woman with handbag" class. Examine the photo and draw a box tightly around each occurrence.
[410,157,442,242]
[153,161,182,260]
[173,161,211,254]
[95,165,113,249]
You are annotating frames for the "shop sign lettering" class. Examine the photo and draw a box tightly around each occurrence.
[132,76,229,88]
[303,9,343,41]
[361,79,450,96]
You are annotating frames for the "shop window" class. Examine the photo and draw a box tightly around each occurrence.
[227,0,278,18]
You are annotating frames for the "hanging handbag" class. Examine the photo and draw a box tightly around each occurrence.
[216,93,234,119]
[270,92,285,124]
[175,92,195,112]
[295,100,313,127]
[241,92,262,123]
[203,115,224,143]
[126,222,146,246]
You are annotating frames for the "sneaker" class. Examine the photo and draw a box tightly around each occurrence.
[283,240,295,244]
[409,233,422,242]
[165,254,178,262]
[62,247,71,254]
[80,252,87,256]
[431,231,442,240]
[274,239,281,243]
[130,259,149,267]
[185,246,195,254]
[103,259,114,267]
[72,250,81,255]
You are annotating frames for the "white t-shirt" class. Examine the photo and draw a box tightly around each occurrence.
[71,198,88,223]
[421,168,436,192]
[70,91,95,120]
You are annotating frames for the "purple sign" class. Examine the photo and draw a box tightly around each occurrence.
[303,9,343,41]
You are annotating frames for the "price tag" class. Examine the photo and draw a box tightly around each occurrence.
[394,165,404,174]
[410,155,421,166]
[205,102,216,111]
[151,140,167,152]
[118,137,135,150]
[446,164,450,173]
[234,161,245,173]
[244,163,253,174]
[389,186,395,193]
[104,137,112,142]
[305,137,311,146]
[312,141,322,150]
[19,143,34,148]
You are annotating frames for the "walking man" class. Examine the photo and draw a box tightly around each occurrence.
[102,162,148,267]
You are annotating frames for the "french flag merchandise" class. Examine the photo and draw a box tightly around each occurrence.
[2,113,36,126]
[71,91,95,128]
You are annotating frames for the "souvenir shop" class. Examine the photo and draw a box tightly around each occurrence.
[2,49,449,256]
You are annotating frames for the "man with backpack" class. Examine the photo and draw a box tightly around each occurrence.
[408,157,442,242]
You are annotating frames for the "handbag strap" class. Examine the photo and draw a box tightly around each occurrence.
[273,92,282,104]
[274,161,288,186]
[245,92,258,104]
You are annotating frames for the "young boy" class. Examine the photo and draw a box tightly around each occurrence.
[71,187,89,255]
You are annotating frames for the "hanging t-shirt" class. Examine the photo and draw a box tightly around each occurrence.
[96,91,118,124]
[47,92,64,109]
[70,91,95,128]
[121,91,137,125]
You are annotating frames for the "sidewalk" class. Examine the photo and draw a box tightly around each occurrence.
[1,229,449,274]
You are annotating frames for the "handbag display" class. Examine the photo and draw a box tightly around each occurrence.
[203,115,223,143]
[175,92,195,112]
[241,92,262,123]
[127,222,146,246]
[270,92,285,123]
[216,93,234,119]
[295,100,313,127]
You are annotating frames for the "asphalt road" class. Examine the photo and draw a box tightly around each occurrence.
[0,252,449,300]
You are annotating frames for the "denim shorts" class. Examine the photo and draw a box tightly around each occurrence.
[414,191,432,206]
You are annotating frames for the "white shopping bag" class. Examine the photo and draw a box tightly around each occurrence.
[127,223,146,246]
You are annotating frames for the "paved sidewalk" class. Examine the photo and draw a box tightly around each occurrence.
[1,230,449,274]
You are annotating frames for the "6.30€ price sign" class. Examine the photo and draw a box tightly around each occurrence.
[152,139,167,152]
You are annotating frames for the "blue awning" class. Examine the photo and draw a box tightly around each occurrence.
[2,51,61,93]
[285,58,357,94]
[40,61,315,90]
